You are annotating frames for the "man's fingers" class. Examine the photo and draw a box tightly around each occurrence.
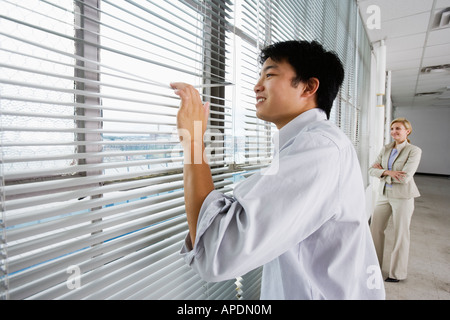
[172,82,210,127]
[170,82,189,90]
[203,101,210,121]
[171,82,201,104]
[171,82,189,99]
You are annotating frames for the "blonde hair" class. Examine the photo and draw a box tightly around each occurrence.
[391,117,412,143]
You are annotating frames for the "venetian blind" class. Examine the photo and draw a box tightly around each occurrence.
[229,0,276,174]
[269,0,368,152]
[1,0,372,300]
[0,0,261,300]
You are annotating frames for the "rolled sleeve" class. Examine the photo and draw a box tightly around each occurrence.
[180,190,235,266]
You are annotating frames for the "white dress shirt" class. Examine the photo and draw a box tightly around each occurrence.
[180,108,385,300]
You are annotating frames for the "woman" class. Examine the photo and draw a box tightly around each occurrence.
[369,118,422,283]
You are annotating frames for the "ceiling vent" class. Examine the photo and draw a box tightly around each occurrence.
[415,92,441,97]
[432,8,450,29]
[421,64,450,74]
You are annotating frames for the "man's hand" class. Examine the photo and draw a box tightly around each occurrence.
[171,82,210,146]
[170,82,214,247]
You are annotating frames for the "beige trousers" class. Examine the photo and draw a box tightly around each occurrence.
[370,188,415,280]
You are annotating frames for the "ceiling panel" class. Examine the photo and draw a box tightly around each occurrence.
[423,43,450,57]
[426,28,450,46]
[392,68,421,77]
[422,55,450,66]
[388,48,423,63]
[358,0,450,109]
[366,0,434,21]
[385,33,427,51]
[437,0,450,8]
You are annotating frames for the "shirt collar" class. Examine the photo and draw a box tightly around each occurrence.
[394,140,408,153]
[273,108,327,151]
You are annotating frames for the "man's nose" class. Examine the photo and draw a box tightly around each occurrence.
[254,82,263,93]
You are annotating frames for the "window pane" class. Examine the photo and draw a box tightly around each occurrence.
[0,0,75,175]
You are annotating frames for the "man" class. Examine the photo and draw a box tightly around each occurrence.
[171,40,385,300]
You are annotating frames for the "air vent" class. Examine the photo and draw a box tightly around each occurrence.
[415,92,441,97]
[421,64,450,73]
[432,8,450,29]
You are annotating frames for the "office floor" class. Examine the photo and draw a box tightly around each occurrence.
[381,174,450,300]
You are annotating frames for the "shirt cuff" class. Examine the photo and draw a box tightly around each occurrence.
[179,190,233,265]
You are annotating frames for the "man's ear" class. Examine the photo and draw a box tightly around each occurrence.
[301,78,320,97]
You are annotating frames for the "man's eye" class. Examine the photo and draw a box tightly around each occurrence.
[266,74,273,78]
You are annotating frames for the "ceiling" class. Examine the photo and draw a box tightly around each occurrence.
[358,0,450,109]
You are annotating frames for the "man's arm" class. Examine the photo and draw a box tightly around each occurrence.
[171,83,215,246]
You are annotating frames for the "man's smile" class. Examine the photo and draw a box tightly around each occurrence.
[256,96,266,105]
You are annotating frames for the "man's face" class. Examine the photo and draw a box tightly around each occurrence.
[254,58,307,129]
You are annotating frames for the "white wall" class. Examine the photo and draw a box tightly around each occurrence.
[393,106,450,175]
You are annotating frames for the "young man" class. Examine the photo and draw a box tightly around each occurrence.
[171,40,385,299]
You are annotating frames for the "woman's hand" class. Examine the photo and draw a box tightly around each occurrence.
[372,163,383,170]
[372,163,406,182]
[386,170,407,182]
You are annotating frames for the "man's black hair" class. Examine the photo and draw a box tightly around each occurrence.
[259,40,345,119]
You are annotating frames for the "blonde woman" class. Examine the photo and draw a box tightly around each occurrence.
[369,118,422,283]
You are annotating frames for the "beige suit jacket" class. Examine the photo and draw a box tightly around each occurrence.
[369,142,422,199]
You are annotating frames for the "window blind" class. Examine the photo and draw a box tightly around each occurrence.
[1,0,372,300]
[269,0,366,149]
[0,0,262,300]
[228,0,276,173]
